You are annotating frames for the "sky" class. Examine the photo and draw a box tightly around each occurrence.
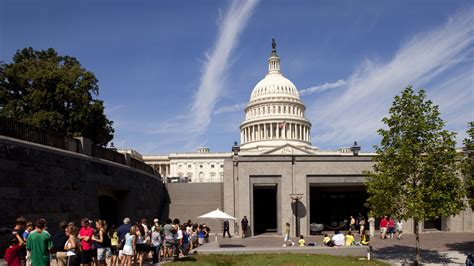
[1,0,473,154]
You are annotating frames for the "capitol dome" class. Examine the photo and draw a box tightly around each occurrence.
[239,40,316,153]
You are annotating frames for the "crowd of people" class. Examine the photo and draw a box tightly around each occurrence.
[4,216,213,266]
[277,214,404,248]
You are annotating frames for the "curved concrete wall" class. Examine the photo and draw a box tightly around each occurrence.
[0,136,166,232]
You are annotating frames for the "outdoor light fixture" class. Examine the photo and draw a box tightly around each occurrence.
[290,193,303,236]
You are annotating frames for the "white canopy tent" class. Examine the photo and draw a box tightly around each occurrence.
[198,208,236,242]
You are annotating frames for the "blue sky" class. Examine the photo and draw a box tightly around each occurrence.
[1,0,473,154]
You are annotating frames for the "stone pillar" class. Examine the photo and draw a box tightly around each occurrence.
[75,137,92,156]
[270,123,273,138]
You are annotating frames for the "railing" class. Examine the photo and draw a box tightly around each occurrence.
[0,117,81,153]
[91,145,126,165]
[130,157,155,175]
[0,117,157,176]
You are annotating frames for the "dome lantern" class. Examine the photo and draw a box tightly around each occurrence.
[268,38,281,74]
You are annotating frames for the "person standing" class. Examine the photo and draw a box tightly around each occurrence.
[282,223,295,247]
[368,216,375,237]
[5,231,24,266]
[64,226,80,266]
[78,218,94,266]
[359,217,366,235]
[92,220,111,266]
[379,216,388,239]
[117,218,131,264]
[52,221,69,266]
[223,220,231,238]
[349,216,356,232]
[26,219,52,266]
[396,219,404,240]
[241,216,249,238]
[388,217,396,238]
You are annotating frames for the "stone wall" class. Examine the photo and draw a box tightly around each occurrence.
[0,136,166,236]
[164,183,223,233]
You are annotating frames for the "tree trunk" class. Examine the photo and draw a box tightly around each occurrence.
[414,219,420,265]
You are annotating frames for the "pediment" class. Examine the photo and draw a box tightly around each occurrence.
[261,144,314,155]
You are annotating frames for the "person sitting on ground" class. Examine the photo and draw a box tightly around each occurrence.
[298,235,306,247]
[323,234,334,247]
[345,230,355,246]
[331,230,345,246]
[360,230,370,246]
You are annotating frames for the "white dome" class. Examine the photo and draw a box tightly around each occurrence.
[250,73,300,102]
[239,40,316,153]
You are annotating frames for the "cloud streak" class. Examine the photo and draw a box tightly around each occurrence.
[189,0,258,134]
[310,7,474,149]
[214,103,247,115]
[299,80,346,96]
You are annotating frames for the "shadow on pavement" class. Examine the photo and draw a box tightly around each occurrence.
[446,241,474,256]
[373,245,454,264]
[220,244,246,248]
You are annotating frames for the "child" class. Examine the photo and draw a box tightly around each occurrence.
[323,234,334,247]
[360,230,370,246]
[345,231,354,246]
[282,223,295,247]
[5,232,24,266]
[298,235,305,247]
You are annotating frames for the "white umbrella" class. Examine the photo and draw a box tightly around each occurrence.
[197,208,236,242]
[198,208,236,220]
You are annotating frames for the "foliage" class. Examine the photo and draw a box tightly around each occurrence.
[0,47,114,146]
[170,253,387,265]
[461,122,474,207]
[365,86,466,222]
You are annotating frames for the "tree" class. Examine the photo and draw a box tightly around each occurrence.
[365,86,466,265]
[462,122,474,207]
[0,47,114,146]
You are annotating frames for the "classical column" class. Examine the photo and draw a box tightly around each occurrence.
[277,123,280,139]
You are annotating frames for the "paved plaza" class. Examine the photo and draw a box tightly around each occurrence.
[1,232,472,265]
[195,231,474,265]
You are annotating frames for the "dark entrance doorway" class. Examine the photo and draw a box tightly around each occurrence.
[253,185,277,235]
[424,218,442,231]
[98,195,118,226]
[310,186,368,230]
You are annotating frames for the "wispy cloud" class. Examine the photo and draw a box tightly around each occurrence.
[214,103,247,115]
[311,7,474,149]
[189,0,259,134]
[299,80,346,96]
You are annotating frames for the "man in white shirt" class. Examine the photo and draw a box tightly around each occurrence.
[331,230,345,246]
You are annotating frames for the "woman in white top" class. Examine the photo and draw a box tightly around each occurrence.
[396,220,403,240]
[122,226,136,266]
[64,225,80,266]
[135,223,146,266]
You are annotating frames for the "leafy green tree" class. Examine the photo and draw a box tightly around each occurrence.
[365,86,466,264]
[0,47,114,145]
[462,122,474,207]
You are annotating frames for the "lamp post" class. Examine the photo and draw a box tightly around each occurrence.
[290,193,303,237]
[231,141,240,236]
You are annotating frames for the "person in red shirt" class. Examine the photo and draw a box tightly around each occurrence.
[78,218,94,266]
[379,216,388,239]
[5,231,24,266]
[388,217,396,238]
